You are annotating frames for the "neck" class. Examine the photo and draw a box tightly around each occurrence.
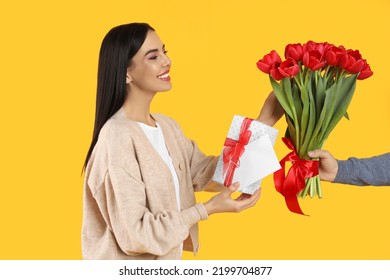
[122,90,156,126]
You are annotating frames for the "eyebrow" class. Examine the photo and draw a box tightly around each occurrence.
[144,44,165,56]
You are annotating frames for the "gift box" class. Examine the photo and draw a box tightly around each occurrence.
[213,115,280,194]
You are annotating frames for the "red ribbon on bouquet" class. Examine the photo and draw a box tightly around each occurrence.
[222,117,254,186]
[273,137,319,215]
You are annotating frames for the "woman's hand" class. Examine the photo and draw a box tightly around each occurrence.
[203,180,228,192]
[256,91,284,126]
[203,182,261,215]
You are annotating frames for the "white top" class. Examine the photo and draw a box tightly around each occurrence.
[137,121,181,212]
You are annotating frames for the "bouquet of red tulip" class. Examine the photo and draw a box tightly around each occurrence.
[256,41,373,215]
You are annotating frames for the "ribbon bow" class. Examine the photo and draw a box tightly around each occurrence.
[273,137,319,215]
[222,118,253,186]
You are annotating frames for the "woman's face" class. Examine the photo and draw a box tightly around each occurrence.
[126,30,172,94]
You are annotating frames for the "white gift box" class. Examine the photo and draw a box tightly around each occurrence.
[213,115,281,194]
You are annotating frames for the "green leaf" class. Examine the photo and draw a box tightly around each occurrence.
[320,74,357,140]
[286,115,297,147]
[344,111,350,120]
[292,81,302,124]
[315,75,326,120]
[281,78,297,119]
[299,87,309,150]
[282,78,300,146]
[271,76,301,147]
[307,76,338,152]
[270,77,294,120]
[300,80,317,159]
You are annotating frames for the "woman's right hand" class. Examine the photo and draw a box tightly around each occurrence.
[203,182,261,215]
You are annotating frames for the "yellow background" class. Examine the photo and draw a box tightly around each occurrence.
[1,0,389,260]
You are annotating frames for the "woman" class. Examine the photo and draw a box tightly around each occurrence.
[82,23,273,260]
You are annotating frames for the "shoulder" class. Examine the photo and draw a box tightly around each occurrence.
[100,117,135,143]
[92,111,141,164]
[99,116,140,160]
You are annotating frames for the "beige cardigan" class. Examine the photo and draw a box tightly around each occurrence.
[82,108,218,259]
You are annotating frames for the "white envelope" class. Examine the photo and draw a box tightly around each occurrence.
[212,115,281,194]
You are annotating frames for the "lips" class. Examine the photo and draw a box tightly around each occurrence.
[157,70,170,81]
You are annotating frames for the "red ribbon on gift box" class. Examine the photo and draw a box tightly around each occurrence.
[222,117,253,186]
[273,137,319,215]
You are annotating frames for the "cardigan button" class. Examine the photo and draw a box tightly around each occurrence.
[178,162,183,171]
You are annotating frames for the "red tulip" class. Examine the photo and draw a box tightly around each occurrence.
[324,46,346,66]
[303,50,325,70]
[285,43,304,62]
[347,49,362,60]
[357,62,373,80]
[256,50,282,74]
[303,40,317,52]
[278,58,300,78]
[340,50,365,74]
[303,41,331,57]
[270,67,285,81]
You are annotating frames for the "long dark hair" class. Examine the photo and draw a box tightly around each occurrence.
[83,23,155,171]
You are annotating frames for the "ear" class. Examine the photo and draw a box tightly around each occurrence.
[126,73,132,84]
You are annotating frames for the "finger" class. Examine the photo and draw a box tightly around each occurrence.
[236,193,251,201]
[308,149,330,159]
[226,182,240,194]
[248,189,261,205]
[236,188,261,201]
[238,189,261,209]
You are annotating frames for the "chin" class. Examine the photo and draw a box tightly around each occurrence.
[159,84,172,92]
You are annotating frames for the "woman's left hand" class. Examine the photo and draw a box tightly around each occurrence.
[256,91,284,126]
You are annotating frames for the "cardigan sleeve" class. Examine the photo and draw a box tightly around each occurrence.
[92,163,208,256]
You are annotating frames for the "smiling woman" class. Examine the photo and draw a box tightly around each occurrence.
[81,22,275,260]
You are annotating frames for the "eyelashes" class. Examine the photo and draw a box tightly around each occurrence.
[148,50,168,60]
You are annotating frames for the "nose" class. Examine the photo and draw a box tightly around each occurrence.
[162,52,171,67]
